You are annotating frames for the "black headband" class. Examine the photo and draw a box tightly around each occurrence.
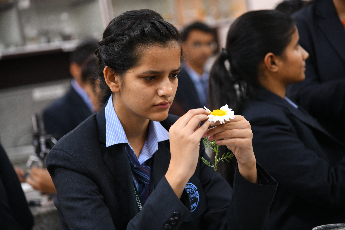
[220,48,230,59]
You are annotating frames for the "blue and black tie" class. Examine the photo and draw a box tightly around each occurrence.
[125,145,151,204]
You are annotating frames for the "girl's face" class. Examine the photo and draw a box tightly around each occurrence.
[114,41,181,122]
[277,29,309,85]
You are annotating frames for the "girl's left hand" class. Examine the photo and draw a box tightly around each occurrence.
[203,115,257,183]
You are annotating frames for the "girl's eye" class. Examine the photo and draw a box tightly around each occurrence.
[145,76,156,81]
[170,73,179,78]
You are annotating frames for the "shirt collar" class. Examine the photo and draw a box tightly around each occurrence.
[285,97,298,109]
[105,96,169,163]
[71,79,94,112]
[183,63,209,83]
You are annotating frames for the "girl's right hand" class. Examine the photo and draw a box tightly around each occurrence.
[165,108,210,198]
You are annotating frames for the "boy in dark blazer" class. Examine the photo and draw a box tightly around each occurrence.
[43,38,98,139]
[170,22,216,116]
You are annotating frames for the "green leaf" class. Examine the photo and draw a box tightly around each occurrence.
[201,137,234,171]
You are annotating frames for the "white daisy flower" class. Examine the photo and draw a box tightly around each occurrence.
[204,104,235,124]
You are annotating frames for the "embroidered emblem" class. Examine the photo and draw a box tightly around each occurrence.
[185,183,199,212]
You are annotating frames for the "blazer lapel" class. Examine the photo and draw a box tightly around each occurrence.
[152,141,171,188]
[257,88,345,147]
[96,107,138,216]
[316,0,345,63]
[103,145,133,193]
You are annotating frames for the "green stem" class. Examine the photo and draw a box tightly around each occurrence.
[201,137,234,171]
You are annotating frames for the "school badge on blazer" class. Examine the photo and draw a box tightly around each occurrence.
[185,183,199,212]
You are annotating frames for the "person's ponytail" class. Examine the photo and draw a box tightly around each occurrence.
[209,51,239,112]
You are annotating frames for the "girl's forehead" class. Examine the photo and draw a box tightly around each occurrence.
[137,41,181,53]
[137,43,181,61]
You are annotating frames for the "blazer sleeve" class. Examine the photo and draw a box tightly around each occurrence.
[48,144,277,230]
[248,111,345,210]
[198,151,277,230]
[48,143,196,230]
[47,148,117,230]
[129,150,277,230]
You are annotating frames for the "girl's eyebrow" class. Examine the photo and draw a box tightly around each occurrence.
[172,67,181,72]
[141,67,181,75]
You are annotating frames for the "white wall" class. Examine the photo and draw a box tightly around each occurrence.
[246,0,282,10]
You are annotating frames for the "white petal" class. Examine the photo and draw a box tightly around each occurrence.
[204,106,211,113]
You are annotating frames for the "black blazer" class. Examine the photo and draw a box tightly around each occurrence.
[47,107,277,230]
[0,144,34,230]
[43,86,92,139]
[242,87,345,230]
[170,65,204,116]
[286,0,345,141]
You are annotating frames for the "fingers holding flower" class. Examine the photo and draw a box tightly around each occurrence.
[203,106,257,183]
[206,116,253,151]
[166,108,210,198]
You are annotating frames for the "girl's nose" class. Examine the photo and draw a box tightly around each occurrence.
[302,47,309,60]
[157,78,174,97]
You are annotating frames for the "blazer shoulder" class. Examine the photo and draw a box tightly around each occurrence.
[43,87,76,114]
[243,100,288,120]
[51,114,99,153]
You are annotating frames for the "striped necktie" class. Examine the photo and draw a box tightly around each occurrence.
[125,145,151,204]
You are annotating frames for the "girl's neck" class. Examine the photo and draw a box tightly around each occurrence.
[113,101,149,158]
[258,72,286,99]
[333,0,345,20]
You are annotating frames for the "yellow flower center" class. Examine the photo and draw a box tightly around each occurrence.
[211,109,227,116]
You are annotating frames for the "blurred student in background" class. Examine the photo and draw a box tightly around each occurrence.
[170,22,216,116]
[42,38,99,139]
[286,0,345,142]
[16,46,101,195]
[81,54,102,112]
[209,10,345,229]
[1,143,34,230]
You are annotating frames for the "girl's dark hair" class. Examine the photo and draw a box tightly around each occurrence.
[95,9,181,105]
[275,0,308,16]
[209,10,296,114]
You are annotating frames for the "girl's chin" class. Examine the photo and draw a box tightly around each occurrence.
[150,112,169,122]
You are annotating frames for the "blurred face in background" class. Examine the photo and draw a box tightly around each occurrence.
[84,79,102,112]
[182,30,215,72]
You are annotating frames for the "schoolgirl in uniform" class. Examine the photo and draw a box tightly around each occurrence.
[209,10,345,229]
[47,9,276,230]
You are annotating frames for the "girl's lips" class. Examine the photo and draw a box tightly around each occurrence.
[155,102,170,109]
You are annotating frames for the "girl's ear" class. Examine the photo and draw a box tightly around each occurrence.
[104,66,121,93]
[263,53,279,72]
